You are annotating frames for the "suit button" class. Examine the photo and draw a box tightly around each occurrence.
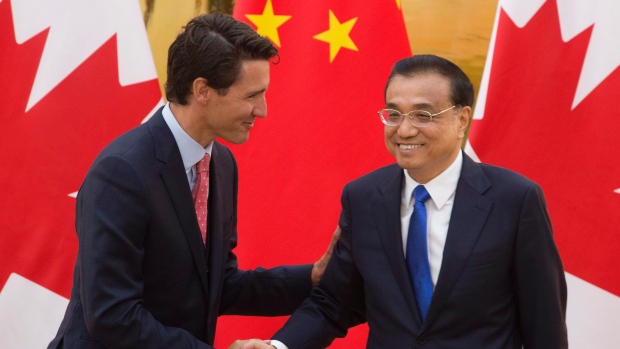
[417,334,427,345]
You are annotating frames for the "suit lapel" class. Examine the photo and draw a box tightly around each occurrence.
[422,153,493,330]
[374,165,423,326]
[149,112,209,298]
[205,143,228,313]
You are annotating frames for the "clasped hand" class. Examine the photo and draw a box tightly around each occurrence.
[226,339,273,349]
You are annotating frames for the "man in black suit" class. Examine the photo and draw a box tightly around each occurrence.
[48,13,335,349]
[267,55,568,348]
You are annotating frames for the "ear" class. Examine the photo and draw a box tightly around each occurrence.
[191,78,211,104]
[457,106,472,138]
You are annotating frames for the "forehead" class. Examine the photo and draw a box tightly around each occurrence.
[386,73,452,107]
[232,60,270,90]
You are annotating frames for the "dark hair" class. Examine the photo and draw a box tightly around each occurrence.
[165,13,278,104]
[384,54,474,107]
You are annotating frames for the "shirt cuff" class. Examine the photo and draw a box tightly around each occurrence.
[270,340,289,349]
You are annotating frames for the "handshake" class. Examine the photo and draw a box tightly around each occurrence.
[227,339,276,349]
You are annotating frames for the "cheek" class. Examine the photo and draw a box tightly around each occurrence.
[241,104,256,117]
[384,129,395,151]
[384,126,396,140]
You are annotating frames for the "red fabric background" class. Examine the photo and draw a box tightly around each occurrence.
[214,0,411,347]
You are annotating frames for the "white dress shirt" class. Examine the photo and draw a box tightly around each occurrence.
[401,151,462,287]
[162,103,213,189]
[272,152,463,349]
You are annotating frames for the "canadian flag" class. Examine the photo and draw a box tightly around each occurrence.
[467,0,620,347]
[0,0,161,347]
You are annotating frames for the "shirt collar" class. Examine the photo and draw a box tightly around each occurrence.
[162,102,213,170]
[403,151,463,209]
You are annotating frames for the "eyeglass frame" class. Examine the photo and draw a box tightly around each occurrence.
[377,105,459,127]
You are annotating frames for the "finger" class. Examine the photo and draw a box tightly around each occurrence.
[333,226,341,241]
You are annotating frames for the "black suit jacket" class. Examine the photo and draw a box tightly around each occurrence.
[49,109,312,349]
[274,153,567,348]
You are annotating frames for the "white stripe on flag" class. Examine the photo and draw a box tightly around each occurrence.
[0,273,68,349]
[567,272,620,348]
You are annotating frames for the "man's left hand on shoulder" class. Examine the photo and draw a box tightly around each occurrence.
[311,226,341,286]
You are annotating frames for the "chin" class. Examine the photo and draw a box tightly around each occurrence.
[397,159,422,171]
[221,132,250,145]
[229,137,250,145]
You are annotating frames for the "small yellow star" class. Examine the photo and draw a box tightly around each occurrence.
[245,0,291,47]
[396,0,401,9]
[313,10,358,63]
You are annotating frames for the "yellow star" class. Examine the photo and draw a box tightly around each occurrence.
[313,10,358,63]
[396,0,401,9]
[245,0,291,47]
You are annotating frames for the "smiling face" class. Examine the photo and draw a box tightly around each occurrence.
[203,59,270,145]
[384,72,470,183]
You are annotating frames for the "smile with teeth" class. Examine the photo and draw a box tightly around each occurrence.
[399,144,422,150]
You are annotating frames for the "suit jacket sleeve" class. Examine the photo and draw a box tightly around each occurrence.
[218,238,313,316]
[77,154,207,349]
[514,184,568,348]
[272,184,367,349]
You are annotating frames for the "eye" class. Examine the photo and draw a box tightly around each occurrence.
[413,111,432,122]
[386,111,401,121]
[245,90,265,100]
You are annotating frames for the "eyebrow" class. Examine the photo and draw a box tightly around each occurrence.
[386,102,434,110]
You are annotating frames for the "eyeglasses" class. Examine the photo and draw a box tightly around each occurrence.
[378,105,457,127]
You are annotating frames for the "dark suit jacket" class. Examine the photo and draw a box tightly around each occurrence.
[49,109,312,349]
[274,152,567,348]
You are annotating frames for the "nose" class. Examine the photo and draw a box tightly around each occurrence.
[396,117,420,137]
[253,95,267,119]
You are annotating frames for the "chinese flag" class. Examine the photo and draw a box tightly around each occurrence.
[213,0,410,347]
[467,0,620,347]
[0,0,161,347]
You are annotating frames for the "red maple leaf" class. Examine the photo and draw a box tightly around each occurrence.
[0,0,161,297]
[469,0,620,296]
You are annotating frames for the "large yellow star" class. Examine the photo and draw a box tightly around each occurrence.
[396,0,401,9]
[245,0,291,47]
[313,10,358,63]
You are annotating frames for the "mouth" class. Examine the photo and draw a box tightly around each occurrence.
[242,121,254,129]
[399,144,423,150]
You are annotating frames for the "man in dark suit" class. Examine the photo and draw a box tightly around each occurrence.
[266,55,568,348]
[48,13,336,349]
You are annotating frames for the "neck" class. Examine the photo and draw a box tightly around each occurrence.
[169,102,215,147]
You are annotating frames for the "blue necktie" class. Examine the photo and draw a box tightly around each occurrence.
[406,185,433,321]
